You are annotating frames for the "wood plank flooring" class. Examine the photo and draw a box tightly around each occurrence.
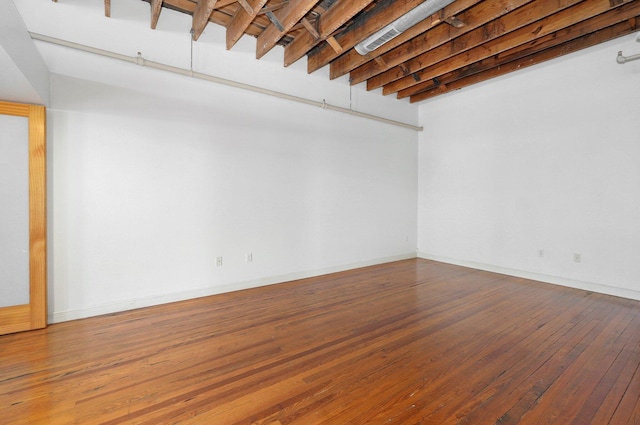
[1,259,640,424]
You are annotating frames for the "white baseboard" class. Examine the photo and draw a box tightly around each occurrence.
[49,252,417,324]
[417,252,640,302]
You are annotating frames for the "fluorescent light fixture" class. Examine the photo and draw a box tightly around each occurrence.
[355,0,456,55]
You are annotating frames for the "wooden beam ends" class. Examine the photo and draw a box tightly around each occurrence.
[192,0,219,41]
[256,0,319,60]
[226,0,269,49]
[151,0,163,29]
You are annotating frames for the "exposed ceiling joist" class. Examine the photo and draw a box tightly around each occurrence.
[77,0,639,104]
[192,0,219,41]
[256,0,319,59]
[283,0,376,67]
[410,13,640,102]
[237,0,254,15]
[226,0,269,49]
[330,0,483,82]
[378,0,635,95]
[150,0,163,29]
[307,0,428,74]
[325,35,343,53]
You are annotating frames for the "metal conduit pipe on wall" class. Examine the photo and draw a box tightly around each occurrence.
[617,33,640,64]
[29,32,423,132]
[616,50,640,64]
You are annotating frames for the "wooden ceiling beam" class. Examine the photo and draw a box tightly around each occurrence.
[283,0,375,67]
[256,0,320,59]
[226,0,269,49]
[401,3,640,100]
[334,0,505,84]
[366,0,581,91]
[301,17,320,40]
[326,36,343,54]
[330,0,481,81]
[192,0,219,41]
[161,0,236,11]
[380,0,635,95]
[410,13,640,103]
[237,0,254,15]
[160,0,195,12]
[257,2,288,15]
[306,0,427,73]
[150,0,163,29]
[66,0,636,105]
[366,0,582,92]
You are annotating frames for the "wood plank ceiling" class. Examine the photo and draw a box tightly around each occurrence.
[65,0,640,103]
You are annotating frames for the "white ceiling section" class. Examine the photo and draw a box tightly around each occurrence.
[0,1,49,105]
[7,0,419,128]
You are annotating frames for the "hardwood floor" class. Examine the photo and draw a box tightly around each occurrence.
[1,259,640,424]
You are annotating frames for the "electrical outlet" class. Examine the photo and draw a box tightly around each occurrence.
[538,249,544,258]
[216,256,223,267]
[573,253,581,263]
[246,253,253,263]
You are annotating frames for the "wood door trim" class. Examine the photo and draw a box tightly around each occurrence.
[0,101,47,334]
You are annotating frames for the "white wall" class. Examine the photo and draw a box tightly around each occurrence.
[48,69,418,322]
[418,33,640,300]
[3,1,419,322]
